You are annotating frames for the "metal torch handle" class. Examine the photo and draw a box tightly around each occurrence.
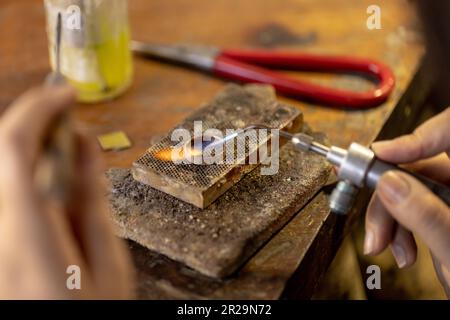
[366,159,450,207]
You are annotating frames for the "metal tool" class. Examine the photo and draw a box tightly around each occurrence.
[204,127,450,214]
[131,41,396,109]
[45,13,66,86]
[291,132,450,214]
[40,12,75,204]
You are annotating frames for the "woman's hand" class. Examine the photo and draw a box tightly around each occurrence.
[0,86,134,299]
[365,107,450,297]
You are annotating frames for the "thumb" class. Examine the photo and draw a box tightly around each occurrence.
[372,107,450,163]
[376,171,450,267]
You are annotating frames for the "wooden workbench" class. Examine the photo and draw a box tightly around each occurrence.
[0,0,427,299]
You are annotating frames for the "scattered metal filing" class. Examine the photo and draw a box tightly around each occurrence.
[97,131,132,151]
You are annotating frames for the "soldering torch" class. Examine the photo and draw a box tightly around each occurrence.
[202,125,450,214]
[188,124,450,214]
[289,132,450,214]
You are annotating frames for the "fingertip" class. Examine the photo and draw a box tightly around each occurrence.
[391,244,408,268]
[363,228,376,255]
[378,170,450,268]
[365,194,395,255]
[391,226,417,268]
[371,139,403,162]
[13,85,76,115]
[24,84,74,100]
[377,171,411,206]
[371,140,391,155]
[56,83,76,95]
[50,84,77,106]
[372,134,424,163]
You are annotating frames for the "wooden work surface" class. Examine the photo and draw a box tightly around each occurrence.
[0,0,427,298]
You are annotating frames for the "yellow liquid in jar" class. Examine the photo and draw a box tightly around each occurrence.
[59,29,133,103]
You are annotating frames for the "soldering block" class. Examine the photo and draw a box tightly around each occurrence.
[107,84,332,278]
[131,84,303,208]
[107,136,331,278]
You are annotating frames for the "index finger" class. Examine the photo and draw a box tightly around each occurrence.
[0,85,75,218]
[372,107,450,163]
[0,85,75,167]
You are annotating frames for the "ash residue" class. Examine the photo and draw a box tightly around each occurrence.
[108,169,198,219]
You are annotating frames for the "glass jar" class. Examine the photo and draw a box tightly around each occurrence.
[44,0,133,103]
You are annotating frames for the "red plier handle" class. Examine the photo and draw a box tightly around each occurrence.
[214,50,395,109]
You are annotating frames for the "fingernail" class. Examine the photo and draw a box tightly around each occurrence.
[378,171,410,204]
[391,244,407,268]
[364,229,375,255]
[371,141,390,153]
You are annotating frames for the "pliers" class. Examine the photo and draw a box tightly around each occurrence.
[132,41,395,109]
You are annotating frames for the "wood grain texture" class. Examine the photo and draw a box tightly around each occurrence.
[0,0,425,298]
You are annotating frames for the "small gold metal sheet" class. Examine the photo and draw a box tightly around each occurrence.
[97,131,132,151]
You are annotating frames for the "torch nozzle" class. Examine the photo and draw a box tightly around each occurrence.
[291,133,330,156]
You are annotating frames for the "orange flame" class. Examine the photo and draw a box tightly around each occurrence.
[153,147,203,162]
